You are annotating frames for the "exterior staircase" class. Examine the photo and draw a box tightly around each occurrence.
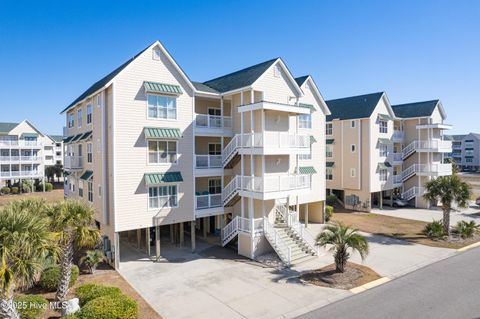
[223,134,242,168]
[223,176,241,207]
[402,186,425,201]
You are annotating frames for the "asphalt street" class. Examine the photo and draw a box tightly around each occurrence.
[297,247,480,319]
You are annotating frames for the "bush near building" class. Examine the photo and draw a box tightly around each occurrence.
[39,264,79,292]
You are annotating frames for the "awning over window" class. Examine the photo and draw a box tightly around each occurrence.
[80,170,93,181]
[310,136,317,144]
[299,103,315,111]
[144,172,183,185]
[80,131,93,141]
[326,139,335,145]
[22,132,38,137]
[63,136,74,143]
[326,162,335,168]
[378,114,391,121]
[70,134,83,143]
[299,166,317,174]
[378,138,391,145]
[144,81,182,95]
[144,127,182,139]
[377,162,392,169]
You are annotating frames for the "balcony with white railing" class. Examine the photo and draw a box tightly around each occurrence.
[392,130,405,142]
[195,114,233,136]
[195,193,222,210]
[0,140,43,148]
[64,156,83,170]
[195,154,222,169]
[0,155,42,163]
[402,140,452,159]
[0,170,43,179]
[393,174,403,186]
[389,152,403,164]
[402,163,452,180]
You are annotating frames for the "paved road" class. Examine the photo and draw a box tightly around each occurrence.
[297,247,480,319]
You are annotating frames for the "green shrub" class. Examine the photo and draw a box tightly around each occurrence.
[1,186,10,194]
[326,195,337,206]
[10,186,19,194]
[423,220,445,239]
[39,265,79,292]
[76,284,122,306]
[21,180,34,193]
[454,221,479,239]
[325,205,334,222]
[14,295,48,319]
[35,182,53,192]
[78,294,138,319]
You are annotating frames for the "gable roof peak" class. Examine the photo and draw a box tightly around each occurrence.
[325,92,385,121]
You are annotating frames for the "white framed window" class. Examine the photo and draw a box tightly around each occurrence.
[96,94,102,108]
[379,120,388,133]
[326,123,333,135]
[274,65,281,77]
[350,168,356,177]
[299,114,312,129]
[351,120,356,128]
[152,48,161,60]
[98,185,102,197]
[87,181,93,202]
[351,144,356,153]
[208,108,221,116]
[147,94,177,119]
[466,158,473,163]
[78,181,83,197]
[465,149,474,156]
[299,153,312,160]
[379,144,388,157]
[379,169,388,181]
[86,104,93,124]
[326,168,333,180]
[208,143,221,155]
[465,141,474,148]
[148,185,178,209]
[68,113,75,128]
[326,145,333,158]
[77,109,82,128]
[87,143,93,163]
[148,140,177,164]
[208,179,222,194]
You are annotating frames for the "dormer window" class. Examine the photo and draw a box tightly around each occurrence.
[274,65,281,77]
[152,48,161,61]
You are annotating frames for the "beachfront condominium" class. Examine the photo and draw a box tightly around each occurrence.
[325,93,452,211]
[61,41,331,268]
[445,133,480,172]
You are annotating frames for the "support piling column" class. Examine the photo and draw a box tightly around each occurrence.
[155,226,161,261]
[146,228,150,256]
[179,222,184,246]
[136,229,141,249]
[191,221,196,252]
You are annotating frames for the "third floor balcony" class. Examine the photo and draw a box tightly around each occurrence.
[194,114,233,136]
[64,155,83,170]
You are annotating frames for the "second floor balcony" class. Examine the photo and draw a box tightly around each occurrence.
[392,130,405,142]
[64,156,83,170]
[194,114,232,136]
[0,155,42,163]
[195,193,222,210]
[0,140,43,148]
[0,170,43,179]
[195,154,222,169]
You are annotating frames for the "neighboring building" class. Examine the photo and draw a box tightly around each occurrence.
[61,41,331,268]
[0,120,50,187]
[325,93,452,211]
[45,135,64,166]
[445,133,480,171]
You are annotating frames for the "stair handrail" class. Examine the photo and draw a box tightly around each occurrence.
[263,217,291,266]
[222,134,241,164]
[287,211,319,255]
[223,175,240,204]
[221,216,239,246]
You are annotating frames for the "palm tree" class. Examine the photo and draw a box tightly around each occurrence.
[0,201,52,319]
[423,175,471,236]
[47,200,100,301]
[316,222,369,273]
[80,250,104,274]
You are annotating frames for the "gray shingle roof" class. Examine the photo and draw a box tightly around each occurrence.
[470,133,480,140]
[192,81,219,94]
[295,75,309,87]
[0,122,19,133]
[445,134,466,141]
[48,135,64,142]
[325,92,384,121]
[61,43,152,114]
[202,58,278,93]
[391,100,439,118]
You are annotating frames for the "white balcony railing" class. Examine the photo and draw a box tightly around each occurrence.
[393,174,403,185]
[392,130,405,141]
[0,171,43,178]
[0,140,43,148]
[195,155,222,168]
[240,174,311,193]
[195,114,232,129]
[64,156,83,169]
[403,140,452,159]
[0,156,41,162]
[389,152,403,163]
[195,193,222,210]
[242,132,311,149]
[402,163,452,180]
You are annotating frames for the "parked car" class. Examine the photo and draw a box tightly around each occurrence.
[393,198,409,207]
[476,197,480,206]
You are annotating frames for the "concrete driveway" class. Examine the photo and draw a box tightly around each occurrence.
[371,203,480,224]
[118,227,456,319]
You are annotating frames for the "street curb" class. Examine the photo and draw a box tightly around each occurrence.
[457,241,480,252]
[349,277,391,294]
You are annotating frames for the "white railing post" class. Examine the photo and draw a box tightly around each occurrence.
[287,247,292,266]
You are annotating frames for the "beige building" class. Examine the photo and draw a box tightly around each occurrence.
[0,120,52,187]
[325,93,452,211]
[61,41,331,268]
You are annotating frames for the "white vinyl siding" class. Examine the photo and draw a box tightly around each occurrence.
[77,109,82,128]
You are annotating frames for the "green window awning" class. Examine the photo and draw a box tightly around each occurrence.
[326,139,334,145]
[80,170,93,181]
[310,136,317,144]
[378,162,392,169]
[144,81,182,95]
[144,127,182,139]
[70,134,83,143]
[144,172,183,185]
[299,103,315,111]
[63,135,74,143]
[378,114,391,121]
[326,162,335,168]
[22,132,38,137]
[378,138,391,145]
[299,166,317,174]
[80,131,93,141]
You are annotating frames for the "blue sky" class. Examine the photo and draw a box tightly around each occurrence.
[0,0,478,134]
